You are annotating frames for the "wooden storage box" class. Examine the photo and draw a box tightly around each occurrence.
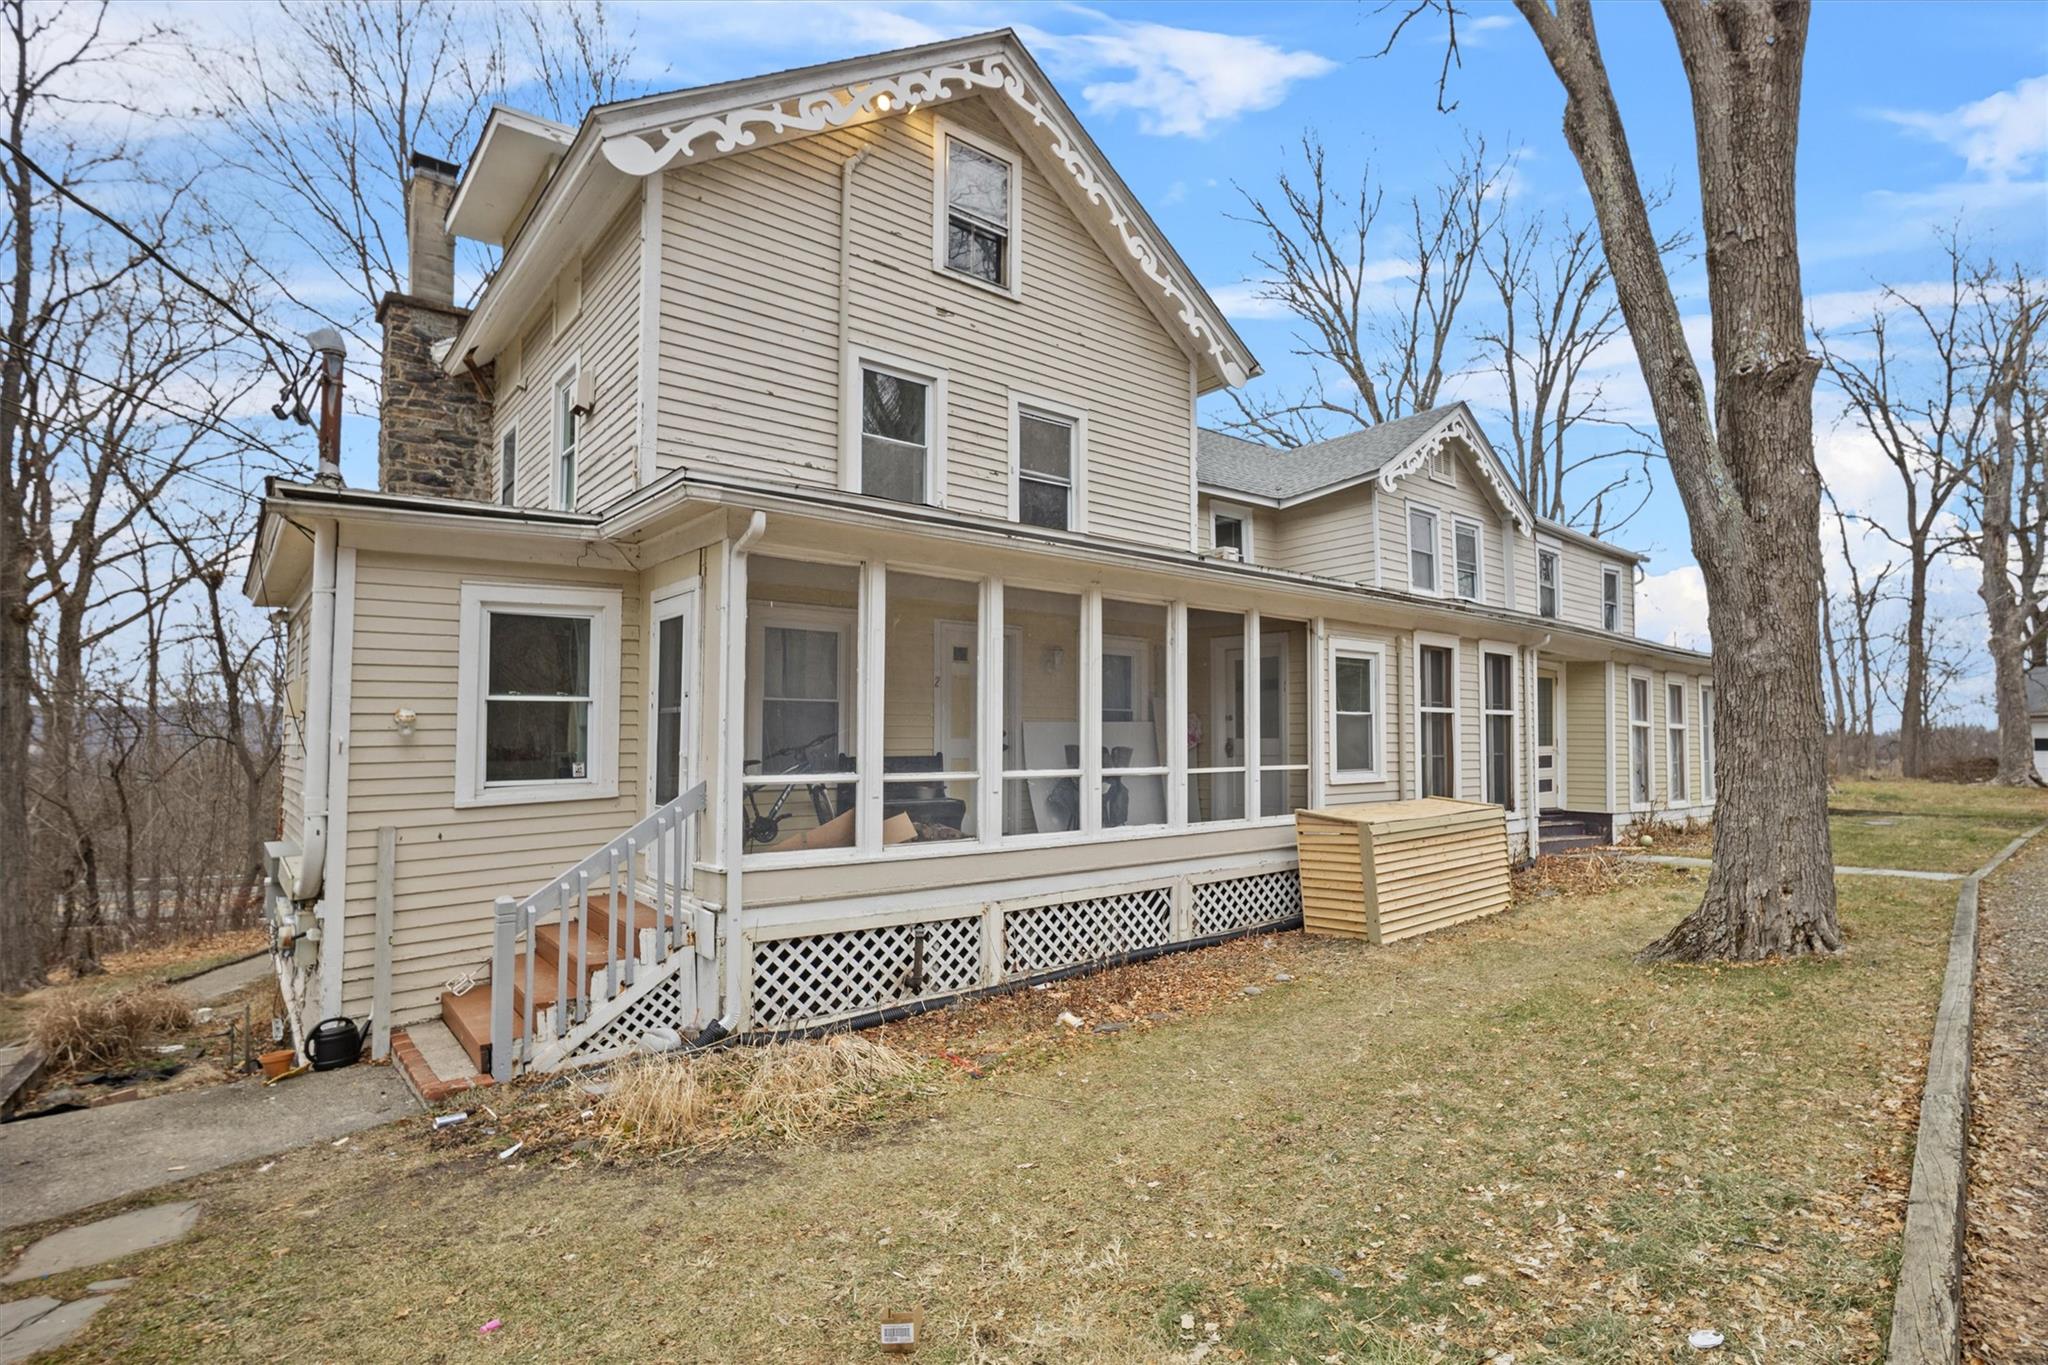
[1294,798,1511,944]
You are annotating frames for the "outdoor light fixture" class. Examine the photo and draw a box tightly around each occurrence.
[392,707,418,736]
[873,90,894,113]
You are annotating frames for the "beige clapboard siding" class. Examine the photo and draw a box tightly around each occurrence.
[1267,484,1373,580]
[655,96,1193,550]
[1375,444,1510,608]
[335,550,644,1025]
[493,202,642,513]
[1550,537,1637,637]
[1563,660,1607,809]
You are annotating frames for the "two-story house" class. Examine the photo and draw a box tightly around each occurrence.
[245,30,1715,1088]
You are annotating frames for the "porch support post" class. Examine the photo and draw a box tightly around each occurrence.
[978,578,1003,841]
[1243,608,1261,822]
[1167,601,1187,826]
[722,515,764,1031]
[1080,589,1103,838]
[490,895,517,1083]
[1525,646,1541,859]
[857,560,887,855]
[1309,617,1328,810]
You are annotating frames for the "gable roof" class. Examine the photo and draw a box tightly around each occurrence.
[443,29,1259,393]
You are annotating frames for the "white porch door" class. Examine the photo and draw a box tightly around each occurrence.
[1211,638,1287,819]
[934,621,1021,837]
[650,589,696,807]
[1536,670,1560,811]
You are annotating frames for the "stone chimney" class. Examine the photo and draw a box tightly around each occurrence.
[378,151,493,500]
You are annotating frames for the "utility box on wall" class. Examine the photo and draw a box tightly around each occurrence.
[1294,798,1510,944]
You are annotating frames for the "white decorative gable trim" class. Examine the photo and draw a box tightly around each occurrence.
[1376,410,1533,535]
[599,53,1250,388]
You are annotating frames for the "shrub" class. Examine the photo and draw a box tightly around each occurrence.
[31,986,195,1070]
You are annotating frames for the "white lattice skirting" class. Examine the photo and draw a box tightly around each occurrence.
[745,866,1300,1032]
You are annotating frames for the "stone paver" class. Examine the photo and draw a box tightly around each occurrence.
[1962,840,2048,1360]
[1,1202,199,1283]
[0,1065,414,1231]
[0,1295,110,1363]
[0,1301,55,1341]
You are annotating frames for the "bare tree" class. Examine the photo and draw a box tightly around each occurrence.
[1222,135,1510,445]
[1820,489,1892,773]
[1814,244,1982,778]
[1966,265,2046,785]
[1389,0,1842,960]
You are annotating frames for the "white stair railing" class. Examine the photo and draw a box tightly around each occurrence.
[490,782,707,1082]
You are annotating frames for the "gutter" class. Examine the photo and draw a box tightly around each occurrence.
[292,519,338,901]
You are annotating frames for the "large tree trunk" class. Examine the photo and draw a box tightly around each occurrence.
[1900,557,1929,778]
[1515,0,1840,960]
[1981,379,2040,786]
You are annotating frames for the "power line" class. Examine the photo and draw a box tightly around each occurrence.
[0,136,309,385]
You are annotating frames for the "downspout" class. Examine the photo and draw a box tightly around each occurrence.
[705,509,768,1040]
[837,145,871,478]
[292,518,338,901]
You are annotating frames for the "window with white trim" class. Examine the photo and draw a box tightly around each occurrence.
[936,126,1018,292]
[1537,547,1560,618]
[553,366,579,510]
[1667,680,1688,802]
[1454,519,1482,601]
[1331,642,1383,781]
[1483,650,1514,809]
[1602,566,1623,632]
[1701,683,1716,800]
[1211,509,1248,560]
[858,362,935,505]
[1014,404,1078,531]
[1427,445,1454,484]
[1419,642,1455,798]
[455,583,619,807]
[498,424,517,507]
[1409,506,1440,593]
[1629,675,1652,805]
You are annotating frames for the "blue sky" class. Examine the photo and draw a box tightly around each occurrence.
[590,0,2040,715]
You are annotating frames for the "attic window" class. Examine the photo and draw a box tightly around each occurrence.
[936,122,1019,294]
[1426,445,1454,484]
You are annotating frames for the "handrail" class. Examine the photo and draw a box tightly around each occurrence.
[491,782,707,1082]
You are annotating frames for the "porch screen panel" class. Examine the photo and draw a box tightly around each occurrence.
[1002,588,1082,837]
[1187,608,1246,822]
[1259,617,1311,817]
[1483,651,1514,809]
[1101,599,1168,829]
[743,558,860,856]
[885,571,980,842]
[1419,644,1454,799]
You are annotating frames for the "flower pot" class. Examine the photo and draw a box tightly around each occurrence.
[259,1048,295,1080]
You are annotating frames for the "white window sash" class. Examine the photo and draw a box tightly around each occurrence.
[930,117,1024,297]
[1330,639,1386,782]
[455,582,620,808]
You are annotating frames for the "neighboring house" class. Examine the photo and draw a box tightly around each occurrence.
[2030,667,2048,782]
[245,30,1715,1080]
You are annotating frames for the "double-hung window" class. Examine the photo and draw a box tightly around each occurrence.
[1701,684,1716,800]
[456,583,619,807]
[498,425,517,507]
[1013,402,1081,531]
[1212,510,1248,560]
[1482,650,1514,809]
[1331,642,1383,781]
[1418,642,1455,798]
[937,125,1018,293]
[1409,506,1440,593]
[1454,519,1482,601]
[1537,548,1560,619]
[852,356,943,506]
[1629,675,1652,805]
[1602,566,1623,632]
[1667,681,1688,802]
[553,367,580,511]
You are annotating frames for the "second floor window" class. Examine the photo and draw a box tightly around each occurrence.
[1016,410,1075,530]
[943,135,1013,290]
[1212,512,1246,559]
[1454,520,1481,601]
[1409,507,1439,593]
[1602,567,1622,632]
[554,370,579,510]
[860,366,930,504]
[1537,548,1560,618]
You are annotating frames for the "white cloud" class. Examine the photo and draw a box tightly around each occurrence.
[1637,565,1711,651]
[1205,281,1294,321]
[1027,19,1335,137]
[1878,74,2048,180]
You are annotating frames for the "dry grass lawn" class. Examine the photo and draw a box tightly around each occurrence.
[10,858,1964,1364]
[0,929,267,1046]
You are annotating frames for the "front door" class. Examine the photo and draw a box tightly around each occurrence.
[1536,670,1560,811]
[650,588,696,807]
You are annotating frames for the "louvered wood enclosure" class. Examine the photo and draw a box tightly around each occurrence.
[1294,799,1511,944]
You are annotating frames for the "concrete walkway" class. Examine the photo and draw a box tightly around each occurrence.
[0,1066,416,1232]
[170,953,274,1003]
[1629,854,1965,882]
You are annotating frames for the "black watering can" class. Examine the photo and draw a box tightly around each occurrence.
[307,1016,369,1071]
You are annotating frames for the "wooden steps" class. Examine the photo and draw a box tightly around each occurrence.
[438,896,661,1076]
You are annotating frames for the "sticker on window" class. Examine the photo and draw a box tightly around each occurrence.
[572,761,587,778]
